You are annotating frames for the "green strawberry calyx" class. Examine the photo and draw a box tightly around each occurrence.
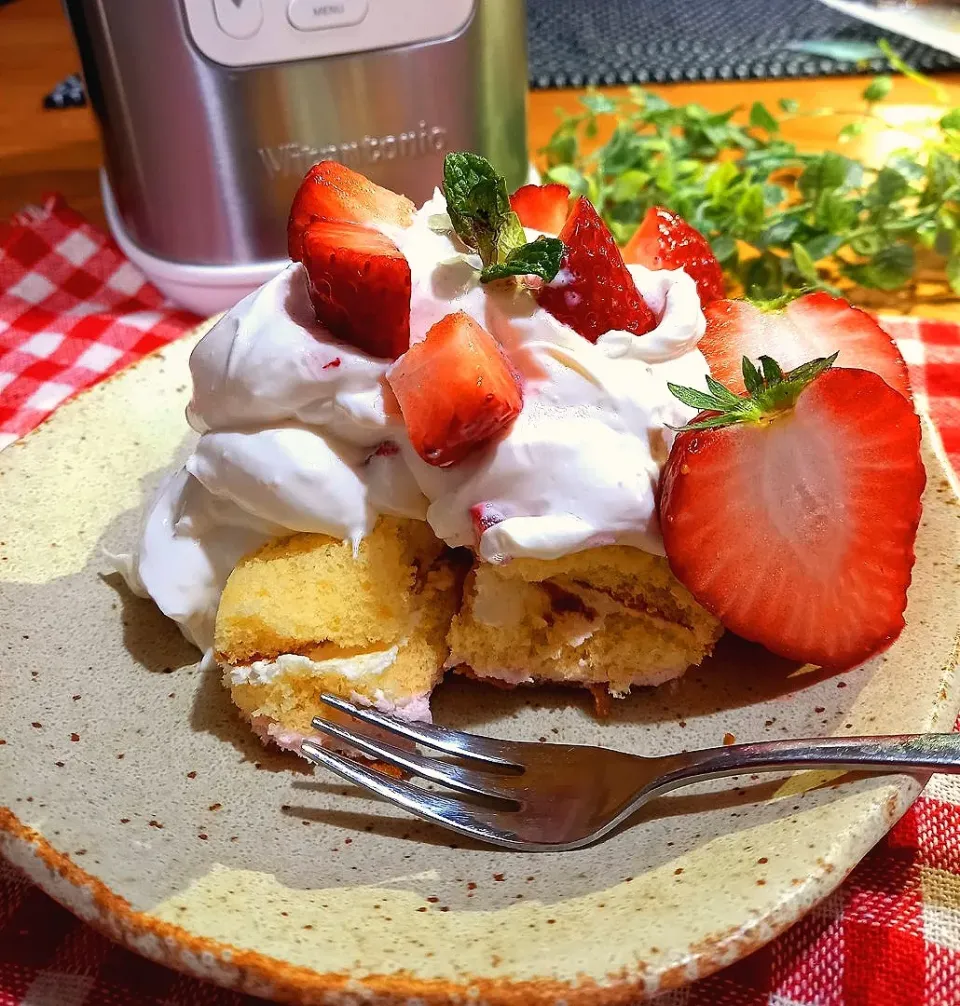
[667,352,839,432]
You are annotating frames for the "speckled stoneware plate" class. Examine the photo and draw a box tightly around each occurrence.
[2,329,960,1006]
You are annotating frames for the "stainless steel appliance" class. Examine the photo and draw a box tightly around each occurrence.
[64,0,529,312]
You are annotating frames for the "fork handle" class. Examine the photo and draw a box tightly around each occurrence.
[652,733,960,795]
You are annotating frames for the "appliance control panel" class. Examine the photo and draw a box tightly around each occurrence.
[183,0,475,68]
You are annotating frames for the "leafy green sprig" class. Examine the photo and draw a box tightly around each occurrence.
[441,153,564,284]
[542,50,960,301]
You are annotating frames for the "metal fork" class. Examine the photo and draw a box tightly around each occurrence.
[299,694,960,851]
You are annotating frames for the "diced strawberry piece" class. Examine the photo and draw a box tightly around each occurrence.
[301,220,411,360]
[387,311,522,467]
[700,293,911,400]
[660,367,924,669]
[537,197,656,343]
[622,206,725,304]
[288,160,415,261]
[509,183,571,235]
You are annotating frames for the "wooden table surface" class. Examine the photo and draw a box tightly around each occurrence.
[3,0,959,317]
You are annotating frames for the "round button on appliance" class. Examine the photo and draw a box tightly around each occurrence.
[213,0,263,39]
[287,0,369,31]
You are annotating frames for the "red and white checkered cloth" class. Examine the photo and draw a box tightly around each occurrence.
[0,195,197,451]
[2,197,960,1005]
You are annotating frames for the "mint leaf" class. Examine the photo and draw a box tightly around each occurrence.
[442,153,510,263]
[798,152,859,196]
[803,233,845,261]
[480,237,564,284]
[749,102,779,133]
[941,109,960,131]
[778,98,799,114]
[710,234,738,263]
[863,76,892,103]
[838,122,865,143]
[761,217,801,245]
[442,152,528,271]
[947,255,960,295]
[542,127,578,168]
[792,242,818,283]
[736,184,766,228]
[581,91,618,115]
[610,169,651,202]
[868,166,909,206]
[844,243,915,290]
[545,164,589,195]
[815,190,858,233]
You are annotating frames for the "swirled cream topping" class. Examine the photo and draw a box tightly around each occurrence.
[120,191,709,650]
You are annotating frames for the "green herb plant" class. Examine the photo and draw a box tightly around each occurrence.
[541,46,960,302]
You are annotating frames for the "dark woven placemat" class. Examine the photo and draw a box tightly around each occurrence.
[527,0,960,89]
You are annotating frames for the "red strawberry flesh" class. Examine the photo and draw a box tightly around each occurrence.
[470,502,507,539]
[700,293,911,400]
[301,220,411,360]
[387,311,522,467]
[660,367,924,669]
[623,206,725,304]
[509,183,571,235]
[288,160,415,261]
[537,196,656,343]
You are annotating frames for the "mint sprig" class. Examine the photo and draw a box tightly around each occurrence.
[441,152,564,285]
[668,352,838,431]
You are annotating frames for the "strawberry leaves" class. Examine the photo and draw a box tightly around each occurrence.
[442,153,564,285]
[668,352,838,431]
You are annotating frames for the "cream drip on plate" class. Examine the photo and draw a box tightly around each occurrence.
[118,190,709,651]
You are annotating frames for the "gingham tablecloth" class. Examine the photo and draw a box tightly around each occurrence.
[2,196,960,1006]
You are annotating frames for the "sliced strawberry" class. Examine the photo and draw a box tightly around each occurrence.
[509,183,571,235]
[288,160,415,261]
[623,206,725,304]
[701,293,911,400]
[387,311,522,467]
[301,220,410,360]
[537,196,656,342]
[660,361,924,669]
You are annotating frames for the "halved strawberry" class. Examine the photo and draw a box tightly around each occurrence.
[537,196,656,342]
[387,311,522,467]
[622,206,725,304]
[660,357,924,669]
[301,220,410,360]
[509,183,571,235]
[700,293,911,400]
[288,161,415,261]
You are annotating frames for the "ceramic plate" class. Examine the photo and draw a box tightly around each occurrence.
[2,329,960,1005]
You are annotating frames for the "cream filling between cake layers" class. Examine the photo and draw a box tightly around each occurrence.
[447,549,725,696]
[229,648,402,687]
[226,648,434,757]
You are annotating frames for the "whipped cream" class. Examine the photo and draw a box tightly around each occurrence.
[121,190,709,652]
